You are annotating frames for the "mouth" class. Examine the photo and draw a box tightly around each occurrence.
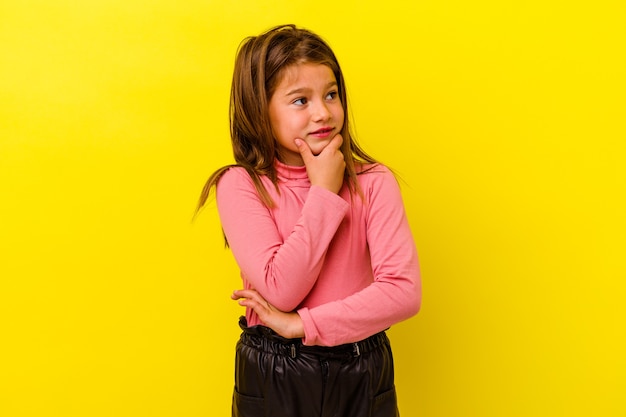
[309,127,334,138]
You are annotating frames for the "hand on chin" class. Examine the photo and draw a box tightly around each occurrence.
[307,139,331,156]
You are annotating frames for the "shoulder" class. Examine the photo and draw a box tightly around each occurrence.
[216,165,277,207]
[215,166,259,198]
[216,165,259,188]
[354,163,404,203]
[356,163,397,185]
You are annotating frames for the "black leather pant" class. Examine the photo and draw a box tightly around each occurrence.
[232,317,400,417]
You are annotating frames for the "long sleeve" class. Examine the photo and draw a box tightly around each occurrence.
[216,167,349,311]
[298,167,421,346]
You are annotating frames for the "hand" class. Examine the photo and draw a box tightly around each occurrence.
[295,134,346,194]
[232,289,305,339]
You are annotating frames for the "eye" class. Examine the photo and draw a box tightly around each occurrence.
[325,90,338,100]
[293,97,307,106]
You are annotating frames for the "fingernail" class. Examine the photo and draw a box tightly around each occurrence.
[294,139,302,147]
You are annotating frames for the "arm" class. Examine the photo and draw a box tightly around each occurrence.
[216,135,348,312]
[232,168,421,346]
[216,169,348,311]
[298,168,421,346]
[232,288,305,339]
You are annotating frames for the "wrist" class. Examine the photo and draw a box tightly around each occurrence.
[288,312,305,339]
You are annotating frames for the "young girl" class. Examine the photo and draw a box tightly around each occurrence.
[197,24,421,417]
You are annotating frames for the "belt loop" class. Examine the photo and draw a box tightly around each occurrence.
[353,342,360,357]
[290,344,297,359]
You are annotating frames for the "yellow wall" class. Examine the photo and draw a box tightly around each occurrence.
[1,1,624,416]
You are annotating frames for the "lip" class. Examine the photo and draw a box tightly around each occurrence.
[309,127,334,138]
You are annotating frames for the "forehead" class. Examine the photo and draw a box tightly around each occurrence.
[275,63,337,90]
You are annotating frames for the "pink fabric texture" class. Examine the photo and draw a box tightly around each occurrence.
[216,160,421,346]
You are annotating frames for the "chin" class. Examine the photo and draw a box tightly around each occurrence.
[308,141,330,156]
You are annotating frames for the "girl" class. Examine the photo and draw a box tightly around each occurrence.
[197,24,421,417]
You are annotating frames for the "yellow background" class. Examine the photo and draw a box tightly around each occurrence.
[1,1,624,416]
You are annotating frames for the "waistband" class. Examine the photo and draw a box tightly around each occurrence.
[238,316,389,359]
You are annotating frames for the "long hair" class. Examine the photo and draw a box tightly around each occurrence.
[196,24,377,212]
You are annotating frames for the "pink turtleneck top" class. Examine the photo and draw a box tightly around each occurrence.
[216,160,421,346]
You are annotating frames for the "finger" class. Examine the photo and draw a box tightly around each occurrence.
[316,134,344,158]
[237,297,260,309]
[231,289,258,300]
[317,133,343,154]
[237,298,270,317]
[294,138,314,164]
[328,133,343,150]
[233,289,273,312]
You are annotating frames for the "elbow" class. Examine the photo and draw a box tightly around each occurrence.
[382,272,422,320]
[251,273,304,312]
[262,281,303,311]
[270,298,300,312]
[259,283,301,311]
[410,267,422,316]
[404,279,422,318]
[409,292,421,317]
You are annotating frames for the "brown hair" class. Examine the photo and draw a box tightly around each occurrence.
[196,24,377,212]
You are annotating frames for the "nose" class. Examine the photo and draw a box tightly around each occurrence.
[311,100,331,122]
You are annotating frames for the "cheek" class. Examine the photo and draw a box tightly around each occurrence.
[270,114,289,137]
[335,106,345,125]
[275,118,293,135]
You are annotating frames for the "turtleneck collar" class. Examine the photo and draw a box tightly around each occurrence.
[275,159,310,185]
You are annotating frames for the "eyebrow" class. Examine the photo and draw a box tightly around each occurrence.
[285,81,338,96]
